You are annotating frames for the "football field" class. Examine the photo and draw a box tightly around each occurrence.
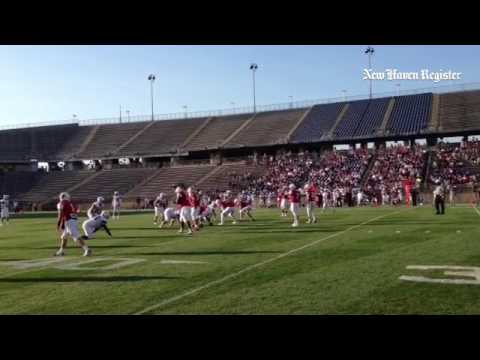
[1,205,480,315]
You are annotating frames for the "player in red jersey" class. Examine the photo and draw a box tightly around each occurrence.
[288,184,300,227]
[304,183,317,224]
[187,187,201,230]
[54,192,91,257]
[217,190,237,225]
[236,192,255,221]
[279,187,289,217]
[175,185,193,235]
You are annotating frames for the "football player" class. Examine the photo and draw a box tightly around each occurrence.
[81,211,112,240]
[112,191,122,220]
[87,196,104,219]
[288,184,300,227]
[0,194,9,225]
[55,192,91,257]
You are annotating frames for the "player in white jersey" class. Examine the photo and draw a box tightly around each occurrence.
[158,207,180,228]
[112,191,122,220]
[322,189,330,212]
[356,190,363,207]
[81,211,112,240]
[0,195,10,225]
[87,197,104,219]
[153,193,167,225]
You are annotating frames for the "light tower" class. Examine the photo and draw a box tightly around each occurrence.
[250,63,258,113]
[365,46,375,99]
[148,74,156,121]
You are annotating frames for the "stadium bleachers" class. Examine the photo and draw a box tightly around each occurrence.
[183,114,253,151]
[333,100,370,139]
[438,90,480,131]
[290,103,346,143]
[196,162,267,192]
[118,118,208,157]
[0,171,42,198]
[70,168,157,202]
[54,125,96,160]
[385,93,432,135]
[354,97,391,137]
[19,170,95,203]
[79,122,150,159]
[126,165,216,200]
[0,128,32,162]
[32,124,79,160]
[225,109,308,148]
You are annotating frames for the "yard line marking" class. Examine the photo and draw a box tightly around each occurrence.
[134,209,402,315]
[160,260,209,265]
[473,207,480,217]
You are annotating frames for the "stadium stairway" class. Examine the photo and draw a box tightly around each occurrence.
[125,165,216,200]
[123,167,164,199]
[377,98,395,136]
[70,168,158,203]
[359,152,377,187]
[429,94,441,132]
[285,106,313,143]
[19,171,95,204]
[220,114,257,148]
[75,126,100,159]
[224,109,308,148]
[111,121,157,156]
[179,116,214,150]
[325,103,349,140]
[423,150,433,185]
[196,162,267,192]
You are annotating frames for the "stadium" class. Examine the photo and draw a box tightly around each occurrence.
[2,45,480,315]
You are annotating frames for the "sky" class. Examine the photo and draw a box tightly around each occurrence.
[1,45,480,128]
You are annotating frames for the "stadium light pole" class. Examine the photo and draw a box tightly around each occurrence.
[342,90,347,101]
[72,114,77,122]
[230,102,236,114]
[183,105,188,118]
[365,46,375,99]
[119,105,122,123]
[126,110,130,122]
[148,74,156,121]
[288,96,293,109]
[250,63,258,113]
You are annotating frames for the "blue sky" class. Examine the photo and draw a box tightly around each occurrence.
[0,45,479,127]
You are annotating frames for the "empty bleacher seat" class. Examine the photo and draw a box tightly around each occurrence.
[225,109,307,148]
[290,102,345,143]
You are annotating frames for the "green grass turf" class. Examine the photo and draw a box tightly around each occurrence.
[0,205,479,314]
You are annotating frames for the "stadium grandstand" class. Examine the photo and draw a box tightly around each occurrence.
[2,83,480,210]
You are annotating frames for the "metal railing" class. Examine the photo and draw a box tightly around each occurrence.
[2,82,480,131]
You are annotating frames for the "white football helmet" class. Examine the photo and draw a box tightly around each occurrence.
[59,192,70,201]
[97,196,105,203]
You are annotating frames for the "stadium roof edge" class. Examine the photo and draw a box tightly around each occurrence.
[1,82,480,132]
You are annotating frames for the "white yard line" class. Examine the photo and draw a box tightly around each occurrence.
[473,207,480,217]
[134,209,402,315]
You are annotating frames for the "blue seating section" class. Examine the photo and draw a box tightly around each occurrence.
[354,97,390,137]
[333,100,370,139]
[290,102,345,143]
[386,93,432,135]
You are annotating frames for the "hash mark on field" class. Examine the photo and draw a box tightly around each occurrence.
[160,260,209,265]
[474,207,480,217]
[134,209,403,315]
